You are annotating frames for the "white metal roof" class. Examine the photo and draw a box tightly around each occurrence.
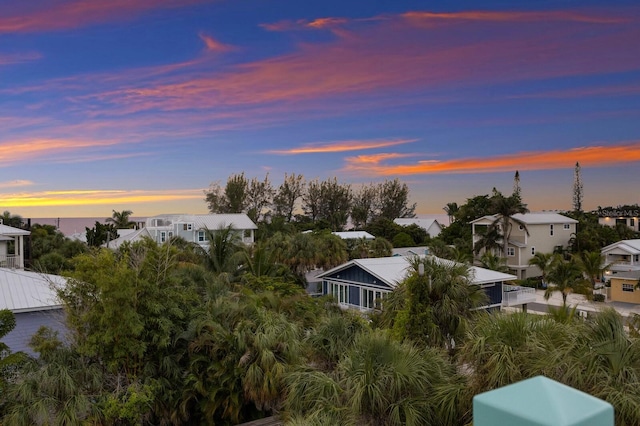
[471,212,577,225]
[394,218,442,230]
[0,268,66,313]
[318,255,517,288]
[147,214,257,230]
[104,228,152,249]
[602,239,640,255]
[0,224,30,236]
[332,231,375,240]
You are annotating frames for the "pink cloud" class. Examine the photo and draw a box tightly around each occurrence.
[267,138,417,154]
[0,0,207,34]
[198,32,235,52]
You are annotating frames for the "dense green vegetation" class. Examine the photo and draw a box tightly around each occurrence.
[2,179,639,424]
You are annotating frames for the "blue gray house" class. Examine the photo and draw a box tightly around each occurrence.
[317,255,519,311]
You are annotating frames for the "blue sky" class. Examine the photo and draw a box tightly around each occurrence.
[1,0,639,218]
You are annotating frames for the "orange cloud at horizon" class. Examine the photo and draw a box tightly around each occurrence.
[0,0,206,34]
[343,142,640,176]
[0,188,204,208]
[267,138,417,154]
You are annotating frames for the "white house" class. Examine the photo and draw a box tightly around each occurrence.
[317,255,523,312]
[601,239,640,276]
[597,207,640,233]
[0,223,30,269]
[471,212,578,279]
[394,216,443,238]
[145,214,257,248]
[103,228,153,250]
[332,231,375,240]
[0,268,67,354]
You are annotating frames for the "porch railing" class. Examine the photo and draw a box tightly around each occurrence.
[502,284,536,307]
[0,255,21,269]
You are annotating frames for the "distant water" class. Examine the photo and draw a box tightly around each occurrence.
[28,217,147,236]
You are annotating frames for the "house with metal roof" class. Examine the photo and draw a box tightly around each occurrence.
[103,227,153,250]
[601,239,640,275]
[332,231,375,240]
[394,217,443,238]
[145,214,257,247]
[0,223,30,269]
[317,255,521,312]
[471,212,578,279]
[0,268,67,354]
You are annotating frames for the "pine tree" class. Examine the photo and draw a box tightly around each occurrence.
[513,170,521,200]
[573,162,583,212]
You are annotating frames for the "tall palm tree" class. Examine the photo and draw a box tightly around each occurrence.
[490,192,529,258]
[106,209,136,229]
[473,224,503,256]
[202,225,244,276]
[479,252,509,273]
[443,202,459,225]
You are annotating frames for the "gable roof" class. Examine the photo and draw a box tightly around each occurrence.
[317,255,516,288]
[394,218,443,230]
[0,268,66,313]
[0,224,30,236]
[601,239,640,255]
[332,231,375,240]
[104,228,152,249]
[471,212,577,225]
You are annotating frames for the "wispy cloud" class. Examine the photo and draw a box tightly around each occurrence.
[0,0,207,34]
[401,10,629,24]
[0,180,34,189]
[0,138,124,165]
[198,32,235,52]
[261,17,352,32]
[343,142,640,176]
[267,138,417,154]
[0,51,42,65]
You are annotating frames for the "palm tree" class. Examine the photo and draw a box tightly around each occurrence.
[0,211,23,228]
[528,252,556,287]
[402,256,488,353]
[544,258,588,306]
[443,202,459,225]
[490,192,529,258]
[576,250,610,291]
[105,209,136,229]
[479,252,509,273]
[202,225,244,276]
[473,224,503,256]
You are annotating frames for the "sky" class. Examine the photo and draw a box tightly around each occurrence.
[1,0,640,219]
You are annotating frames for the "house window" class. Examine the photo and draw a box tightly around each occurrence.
[160,231,166,243]
[183,223,193,231]
[550,224,554,236]
[362,288,385,309]
[635,255,639,262]
[563,224,570,230]
[197,231,208,242]
[622,283,635,292]
[531,247,535,255]
[168,231,173,239]
[631,219,636,227]
[507,247,515,257]
[331,282,349,304]
[244,229,252,238]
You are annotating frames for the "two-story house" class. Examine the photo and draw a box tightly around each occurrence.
[471,213,578,279]
[597,207,640,234]
[144,214,257,248]
[0,223,30,269]
[601,239,640,275]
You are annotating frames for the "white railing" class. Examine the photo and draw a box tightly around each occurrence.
[0,255,21,269]
[502,284,537,307]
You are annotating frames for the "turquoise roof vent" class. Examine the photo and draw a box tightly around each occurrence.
[473,376,613,426]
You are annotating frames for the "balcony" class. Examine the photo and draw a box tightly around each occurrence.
[502,284,536,307]
[0,255,21,269]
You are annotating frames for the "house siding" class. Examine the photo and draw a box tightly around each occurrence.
[3,309,67,355]
[610,277,640,304]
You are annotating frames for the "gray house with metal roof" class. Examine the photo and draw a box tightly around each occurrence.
[0,268,67,354]
[145,214,258,247]
[0,223,30,269]
[317,255,519,312]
